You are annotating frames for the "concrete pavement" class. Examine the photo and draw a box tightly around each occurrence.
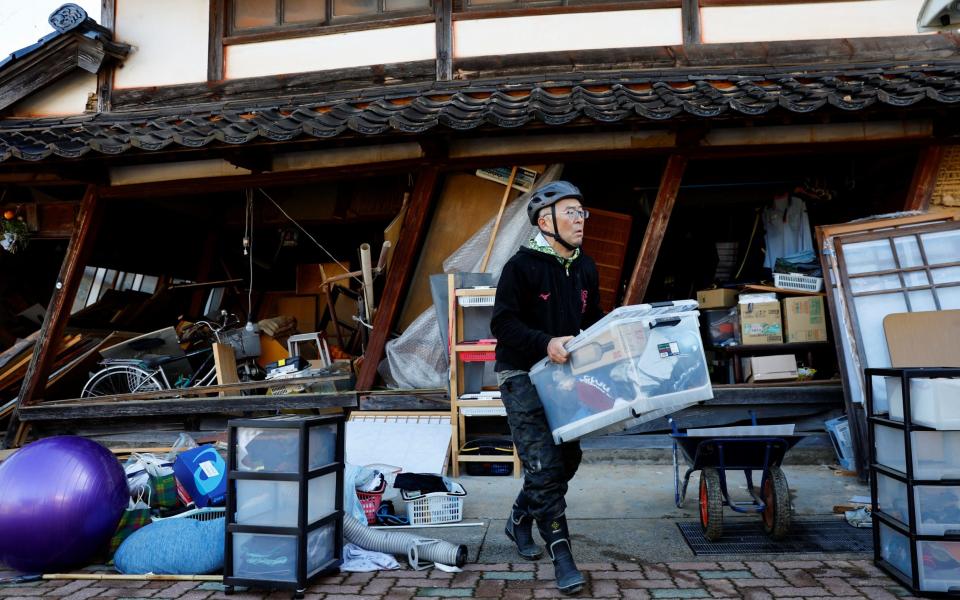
[1,462,903,599]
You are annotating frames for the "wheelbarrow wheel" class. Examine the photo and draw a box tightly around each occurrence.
[761,466,791,539]
[699,468,723,542]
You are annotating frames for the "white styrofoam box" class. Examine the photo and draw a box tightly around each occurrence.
[874,425,960,480]
[232,533,297,582]
[918,539,960,592]
[236,425,338,472]
[876,473,909,525]
[530,301,713,444]
[879,522,912,581]
[235,473,337,527]
[887,377,960,429]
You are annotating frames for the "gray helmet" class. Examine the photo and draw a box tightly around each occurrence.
[527,181,583,225]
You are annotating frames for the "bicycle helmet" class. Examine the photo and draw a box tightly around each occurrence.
[527,181,584,251]
[526,181,583,225]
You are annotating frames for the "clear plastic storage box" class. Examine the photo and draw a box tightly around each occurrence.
[874,425,960,480]
[529,301,713,443]
[886,377,960,429]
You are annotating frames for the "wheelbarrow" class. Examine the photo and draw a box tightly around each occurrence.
[670,413,804,541]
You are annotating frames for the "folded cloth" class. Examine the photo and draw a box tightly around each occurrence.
[340,543,400,572]
[844,507,872,528]
[393,473,449,494]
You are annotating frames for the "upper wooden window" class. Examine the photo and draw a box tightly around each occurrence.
[229,0,432,34]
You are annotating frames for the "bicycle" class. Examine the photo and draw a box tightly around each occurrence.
[80,313,254,398]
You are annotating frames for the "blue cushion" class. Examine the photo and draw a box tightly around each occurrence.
[115,517,224,574]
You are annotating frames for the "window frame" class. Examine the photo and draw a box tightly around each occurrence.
[224,0,435,43]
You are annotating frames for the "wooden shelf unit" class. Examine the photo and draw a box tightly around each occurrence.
[448,274,521,478]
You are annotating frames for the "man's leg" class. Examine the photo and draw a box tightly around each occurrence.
[501,374,584,594]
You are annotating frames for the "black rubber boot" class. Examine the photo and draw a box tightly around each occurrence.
[539,515,584,595]
[504,493,543,560]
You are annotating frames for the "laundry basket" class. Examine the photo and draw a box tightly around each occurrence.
[401,482,467,525]
[773,272,824,293]
[152,506,225,523]
[357,479,387,525]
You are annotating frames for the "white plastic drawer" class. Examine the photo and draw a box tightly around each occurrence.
[237,425,339,472]
[874,425,960,480]
[876,473,909,525]
[918,539,960,592]
[235,473,337,527]
[879,522,912,582]
[887,377,960,430]
[306,522,337,576]
[530,304,712,443]
[914,485,960,536]
[232,533,297,582]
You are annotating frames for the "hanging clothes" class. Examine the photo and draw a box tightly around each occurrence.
[762,193,814,270]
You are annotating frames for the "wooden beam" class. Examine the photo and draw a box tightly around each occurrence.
[356,166,441,391]
[682,0,701,46]
[18,392,356,421]
[436,0,453,81]
[208,0,226,82]
[904,144,944,211]
[2,186,102,449]
[623,155,687,305]
[96,0,116,112]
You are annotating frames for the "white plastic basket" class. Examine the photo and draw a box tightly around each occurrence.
[458,295,495,307]
[152,506,225,522]
[401,482,466,525]
[773,272,824,293]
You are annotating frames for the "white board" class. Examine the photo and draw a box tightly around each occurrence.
[346,419,451,475]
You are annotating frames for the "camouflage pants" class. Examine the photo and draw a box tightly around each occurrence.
[500,373,582,523]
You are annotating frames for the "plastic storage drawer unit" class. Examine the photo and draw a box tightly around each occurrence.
[874,425,960,481]
[886,377,960,429]
[530,301,713,444]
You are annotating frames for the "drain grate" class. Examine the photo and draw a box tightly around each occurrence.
[677,518,874,556]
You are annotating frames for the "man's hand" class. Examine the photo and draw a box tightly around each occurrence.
[547,336,574,364]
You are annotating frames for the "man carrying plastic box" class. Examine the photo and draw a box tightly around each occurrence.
[492,180,603,595]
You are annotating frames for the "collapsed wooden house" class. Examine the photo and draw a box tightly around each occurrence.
[1,0,959,472]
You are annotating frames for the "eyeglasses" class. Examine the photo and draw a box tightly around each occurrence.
[560,208,589,221]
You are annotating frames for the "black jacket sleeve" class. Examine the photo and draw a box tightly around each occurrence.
[491,259,552,366]
[581,257,605,330]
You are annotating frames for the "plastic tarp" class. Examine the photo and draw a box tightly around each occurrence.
[378,165,564,389]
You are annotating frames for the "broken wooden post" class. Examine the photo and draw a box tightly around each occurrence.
[904,144,944,212]
[355,166,441,391]
[3,186,102,449]
[623,155,687,305]
[479,166,517,273]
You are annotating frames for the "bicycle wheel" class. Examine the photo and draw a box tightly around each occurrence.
[81,365,165,397]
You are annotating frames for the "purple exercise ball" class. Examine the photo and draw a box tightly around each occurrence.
[0,436,128,573]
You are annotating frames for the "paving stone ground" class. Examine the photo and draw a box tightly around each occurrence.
[0,560,915,600]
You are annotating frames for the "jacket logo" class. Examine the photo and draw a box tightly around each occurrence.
[539,292,551,301]
[581,290,588,313]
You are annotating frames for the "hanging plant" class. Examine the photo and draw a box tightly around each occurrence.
[1,209,29,254]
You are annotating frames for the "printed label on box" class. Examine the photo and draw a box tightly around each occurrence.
[658,342,680,358]
[199,460,220,478]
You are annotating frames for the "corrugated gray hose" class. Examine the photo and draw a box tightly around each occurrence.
[343,514,467,570]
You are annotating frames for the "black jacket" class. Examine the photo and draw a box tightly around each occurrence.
[491,245,603,372]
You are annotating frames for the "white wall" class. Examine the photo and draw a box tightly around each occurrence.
[113,0,209,88]
[0,0,101,58]
[8,71,96,117]
[225,23,436,79]
[701,0,927,44]
[454,9,682,58]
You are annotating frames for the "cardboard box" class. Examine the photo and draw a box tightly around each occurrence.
[697,288,738,309]
[782,296,828,343]
[743,354,798,382]
[738,301,783,345]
